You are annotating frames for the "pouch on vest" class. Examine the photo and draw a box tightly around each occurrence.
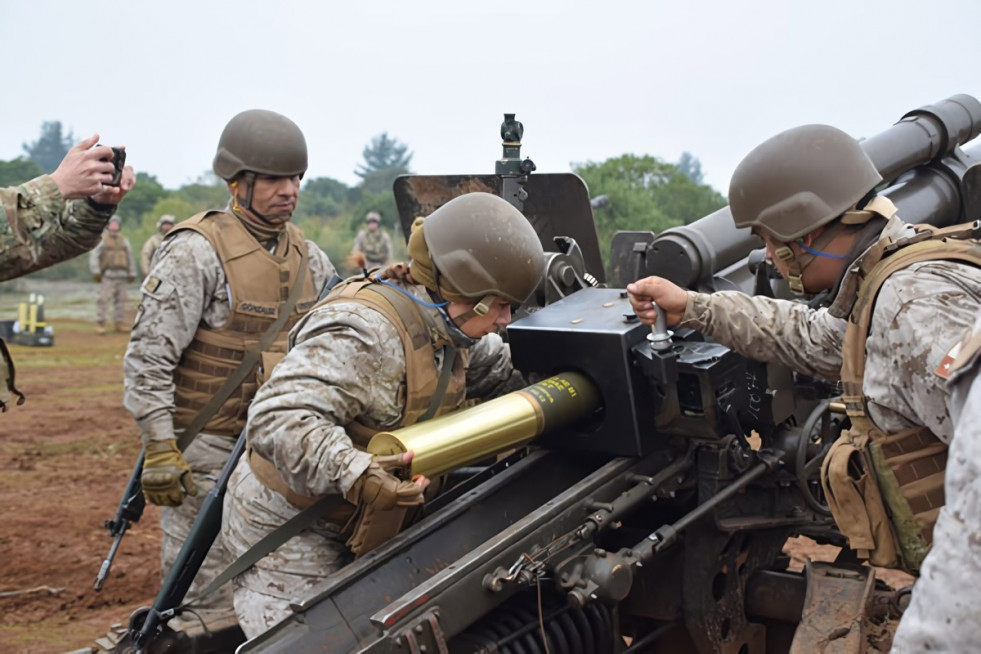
[256,350,287,387]
[821,431,901,569]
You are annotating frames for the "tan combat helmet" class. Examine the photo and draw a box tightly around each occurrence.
[156,214,176,229]
[729,124,882,241]
[212,109,307,181]
[423,192,544,305]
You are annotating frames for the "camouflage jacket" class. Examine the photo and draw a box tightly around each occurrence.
[246,278,527,499]
[0,175,115,282]
[352,228,392,265]
[681,216,981,443]
[123,225,335,445]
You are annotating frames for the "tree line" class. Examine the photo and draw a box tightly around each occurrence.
[2,121,727,281]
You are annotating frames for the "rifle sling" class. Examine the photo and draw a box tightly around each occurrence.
[176,253,308,452]
[184,492,340,607]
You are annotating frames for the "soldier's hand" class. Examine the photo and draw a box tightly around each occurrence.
[49,134,118,200]
[345,451,429,509]
[90,164,136,206]
[93,273,102,283]
[141,439,198,507]
[627,276,689,327]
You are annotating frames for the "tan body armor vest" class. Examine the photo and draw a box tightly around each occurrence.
[99,232,130,271]
[249,278,468,511]
[172,211,319,437]
[822,222,981,573]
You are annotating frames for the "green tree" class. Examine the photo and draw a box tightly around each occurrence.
[572,154,727,267]
[355,133,413,194]
[676,151,704,184]
[119,172,169,223]
[0,157,44,187]
[22,121,74,173]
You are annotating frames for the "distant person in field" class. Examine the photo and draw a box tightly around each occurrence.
[141,214,176,276]
[89,215,136,334]
[351,210,392,269]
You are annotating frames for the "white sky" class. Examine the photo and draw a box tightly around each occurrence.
[2,0,979,193]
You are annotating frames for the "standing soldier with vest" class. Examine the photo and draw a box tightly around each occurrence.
[221,192,544,637]
[351,210,392,269]
[627,125,981,647]
[140,214,175,277]
[89,215,136,334]
[122,109,335,629]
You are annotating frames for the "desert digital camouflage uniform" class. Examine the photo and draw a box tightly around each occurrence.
[1,174,115,282]
[89,226,136,328]
[222,276,526,637]
[680,216,981,444]
[1,175,116,408]
[123,217,334,623]
[352,226,393,268]
[891,314,981,653]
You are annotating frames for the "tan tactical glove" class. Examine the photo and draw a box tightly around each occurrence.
[344,453,426,509]
[344,454,427,557]
[141,439,198,506]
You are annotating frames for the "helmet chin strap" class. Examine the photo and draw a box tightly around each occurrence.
[230,172,281,225]
[773,196,897,294]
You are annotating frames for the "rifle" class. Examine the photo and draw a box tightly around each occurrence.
[94,451,146,591]
[129,430,247,651]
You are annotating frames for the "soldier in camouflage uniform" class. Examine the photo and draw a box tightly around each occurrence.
[351,210,392,268]
[222,192,544,637]
[89,215,136,333]
[140,214,175,276]
[1,134,134,410]
[891,313,981,652]
[122,109,335,629]
[627,125,980,648]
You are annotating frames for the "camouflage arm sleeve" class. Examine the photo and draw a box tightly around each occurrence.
[466,334,527,399]
[123,232,225,444]
[304,239,337,291]
[0,175,113,282]
[681,290,845,381]
[247,303,405,497]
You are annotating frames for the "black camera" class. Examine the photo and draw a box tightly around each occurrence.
[107,147,126,186]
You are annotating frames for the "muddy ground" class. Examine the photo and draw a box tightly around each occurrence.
[0,280,913,653]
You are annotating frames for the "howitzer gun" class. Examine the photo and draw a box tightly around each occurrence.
[233,95,981,654]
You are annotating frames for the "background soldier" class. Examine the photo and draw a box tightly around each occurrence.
[351,210,392,269]
[1,134,134,410]
[140,214,175,276]
[122,109,335,629]
[627,124,980,646]
[89,215,136,334]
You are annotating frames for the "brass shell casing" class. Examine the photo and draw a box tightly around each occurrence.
[367,372,600,478]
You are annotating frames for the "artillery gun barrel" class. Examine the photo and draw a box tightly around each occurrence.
[862,93,981,181]
[367,372,601,479]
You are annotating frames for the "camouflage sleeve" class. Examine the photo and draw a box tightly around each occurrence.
[862,261,981,443]
[123,231,226,444]
[351,230,364,254]
[682,290,845,381]
[0,175,113,282]
[891,331,981,650]
[466,333,528,399]
[247,302,405,497]
[305,239,336,292]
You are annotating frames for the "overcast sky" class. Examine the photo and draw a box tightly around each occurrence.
[2,0,979,195]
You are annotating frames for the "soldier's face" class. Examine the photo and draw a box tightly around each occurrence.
[245,174,301,223]
[451,296,513,338]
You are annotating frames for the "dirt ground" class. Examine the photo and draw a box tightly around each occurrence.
[0,280,914,653]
